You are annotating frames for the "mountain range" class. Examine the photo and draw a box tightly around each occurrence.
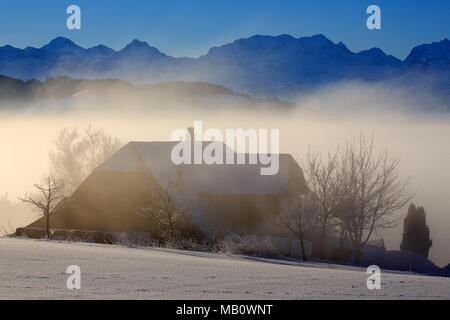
[0,34,449,110]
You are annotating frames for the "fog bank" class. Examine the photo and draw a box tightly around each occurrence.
[1,82,449,266]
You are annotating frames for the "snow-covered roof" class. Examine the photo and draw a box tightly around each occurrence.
[96,141,294,195]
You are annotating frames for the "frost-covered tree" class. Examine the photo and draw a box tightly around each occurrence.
[49,125,123,195]
[138,184,191,242]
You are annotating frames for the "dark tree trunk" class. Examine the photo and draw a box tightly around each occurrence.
[299,233,307,262]
[319,223,327,259]
[46,212,51,240]
[338,226,346,261]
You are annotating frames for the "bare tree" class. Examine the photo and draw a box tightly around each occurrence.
[138,184,190,242]
[339,135,414,263]
[272,193,318,261]
[49,125,123,195]
[333,197,355,261]
[304,148,341,259]
[19,177,66,239]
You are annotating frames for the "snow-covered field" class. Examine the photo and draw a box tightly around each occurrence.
[0,238,448,300]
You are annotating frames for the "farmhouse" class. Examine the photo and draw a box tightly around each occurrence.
[23,136,388,263]
[27,139,307,236]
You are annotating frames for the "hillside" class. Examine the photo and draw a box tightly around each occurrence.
[1,238,449,299]
[0,75,293,111]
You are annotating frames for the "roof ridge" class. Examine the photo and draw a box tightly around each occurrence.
[129,142,151,172]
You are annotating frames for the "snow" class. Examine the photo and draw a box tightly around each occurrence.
[0,238,448,300]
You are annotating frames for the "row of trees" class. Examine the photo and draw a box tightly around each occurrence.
[273,135,414,262]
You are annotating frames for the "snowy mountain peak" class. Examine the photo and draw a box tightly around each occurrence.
[0,44,20,52]
[405,39,450,65]
[119,39,164,58]
[126,39,151,48]
[41,37,80,51]
[229,34,296,49]
[359,47,394,58]
[357,47,401,66]
[307,34,329,42]
[0,45,23,58]
[87,44,116,56]
[205,34,338,60]
[337,41,349,49]
[362,47,384,55]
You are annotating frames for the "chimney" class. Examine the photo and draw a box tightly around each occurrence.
[187,127,195,164]
[187,127,195,142]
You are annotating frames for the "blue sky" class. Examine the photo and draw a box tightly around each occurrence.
[0,0,449,59]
